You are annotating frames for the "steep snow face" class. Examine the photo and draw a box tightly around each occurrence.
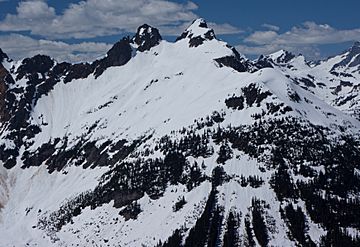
[29,38,241,148]
[28,38,358,152]
[1,20,360,247]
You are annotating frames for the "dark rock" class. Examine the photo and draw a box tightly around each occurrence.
[335,94,357,106]
[274,51,296,64]
[16,55,54,81]
[255,55,274,69]
[0,64,12,122]
[225,96,245,110]
[242,83,272,107]
[189,36,206,48]
[225,84,272,110]
[266,102,282,115]
[340,80,353,87]
[175,31,188,42]
[119,201,142,219]
[204,30,215,40]
[176,19,216,48]
[94,37,132,78]
[288,90,301,102]
[215,46,253,73]
[198,20,208,28]
[332,42,360,70]
[188,29,215,48]
[132,24,162,52]
[0,48,9,63]
[215,56,248,72]
[299,77,316,88]
[348,54,360,68]
[64,62,94,83]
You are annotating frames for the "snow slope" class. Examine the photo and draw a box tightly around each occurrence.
[0,19,360,246]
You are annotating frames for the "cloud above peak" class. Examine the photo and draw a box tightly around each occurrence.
[245,22,360,46]
[0,33,111,62]
[0,0,241,39]
[237,22,360,59]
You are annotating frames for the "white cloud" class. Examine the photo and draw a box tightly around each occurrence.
[236,43,321,60]
[262,23,280,31]
[0,1,242,64]
[0,34,111,63]
[238,22,360,59]
[245,22,360,45]
[209,22,243,35]
[245,30,278,44]
[0,0,241,39]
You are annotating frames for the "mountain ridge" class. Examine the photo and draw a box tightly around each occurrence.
[0,18,360,247]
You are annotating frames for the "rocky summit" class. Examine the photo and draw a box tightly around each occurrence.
[0,19,360,246]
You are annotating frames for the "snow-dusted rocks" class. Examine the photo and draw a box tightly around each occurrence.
[268,49,296,64]
[132,24,162,52]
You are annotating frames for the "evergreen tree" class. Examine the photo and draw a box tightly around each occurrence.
[251,198,269,247]
[223,211,240,247]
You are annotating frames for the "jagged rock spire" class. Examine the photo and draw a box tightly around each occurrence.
[0,48,9,63]
[93,37,133,78]
[132,24,162,52]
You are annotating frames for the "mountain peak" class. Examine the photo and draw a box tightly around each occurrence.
[176,18,216,47]
[348,41,360,55]
[132,24,162,52]
[268,49,296,64]
[330,41,360,71]
[187,18,209,30]
[1,19,360,247]
[352,41,360,48]
[185,18,215,39]
[0,48,9,63]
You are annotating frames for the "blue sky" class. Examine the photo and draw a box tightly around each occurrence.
[0,0,360,62]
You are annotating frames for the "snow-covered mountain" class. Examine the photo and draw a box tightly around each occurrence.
[0,18,360,246]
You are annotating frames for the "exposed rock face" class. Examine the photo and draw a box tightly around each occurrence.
[16,55,54,81]
[0,64,11,123]
[176,18,216,47]
[272,50,296,64]
[176,18,254,74]
[215,46,254,73]
[332,41,360,71]
[94,37,133,78]
[254,55,274,69]
[93,25,161,78]
[0,49,14,124]
[64,62,94,82]
[0,48,9,63]
[132,24,162,52]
